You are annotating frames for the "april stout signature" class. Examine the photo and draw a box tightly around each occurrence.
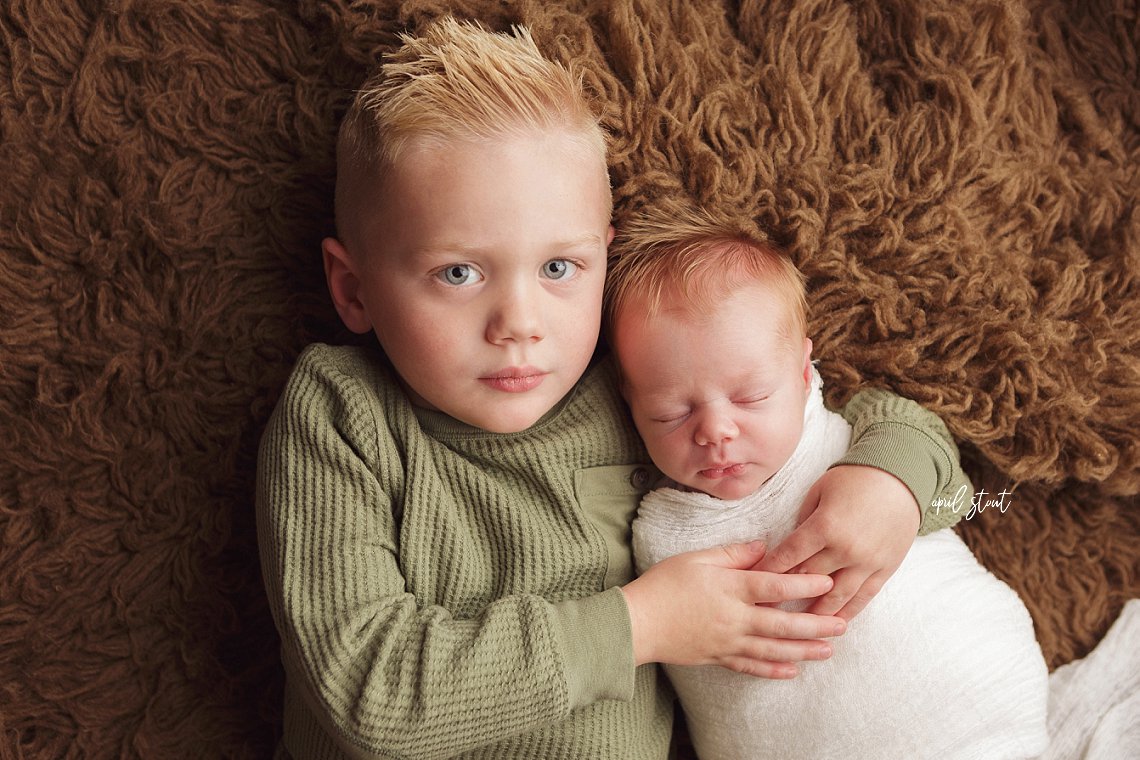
[932,485,1014,521]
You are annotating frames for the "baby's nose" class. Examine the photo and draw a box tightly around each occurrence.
[694,406,738,446]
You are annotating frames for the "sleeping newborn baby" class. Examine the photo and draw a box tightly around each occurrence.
[606,215,1049,759]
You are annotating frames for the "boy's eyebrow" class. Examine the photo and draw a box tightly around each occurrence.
[560,233,605,247]
[411,234,604,258]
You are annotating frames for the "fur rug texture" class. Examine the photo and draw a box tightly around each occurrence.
[2,0,1137,756]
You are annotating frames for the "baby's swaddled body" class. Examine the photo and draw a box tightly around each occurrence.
[632,372,1049,760]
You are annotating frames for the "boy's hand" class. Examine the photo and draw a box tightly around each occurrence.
[621,541,846,679]
[755,465,920,621]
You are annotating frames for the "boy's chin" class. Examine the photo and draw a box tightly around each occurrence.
[477,417,542,435]
[454,403,551,435]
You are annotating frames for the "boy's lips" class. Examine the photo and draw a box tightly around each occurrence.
[479,367,548,393]
[698,463,746,479]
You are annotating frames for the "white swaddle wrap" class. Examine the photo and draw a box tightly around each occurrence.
[632,369,1049,760]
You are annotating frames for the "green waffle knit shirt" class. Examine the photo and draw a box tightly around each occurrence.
[256,343,970,759]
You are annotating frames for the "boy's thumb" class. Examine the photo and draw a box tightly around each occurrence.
[711,540,767,568]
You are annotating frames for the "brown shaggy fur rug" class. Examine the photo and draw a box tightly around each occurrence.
[2,0,1137,756]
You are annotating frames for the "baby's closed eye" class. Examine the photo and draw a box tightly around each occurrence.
[651,410,690,425]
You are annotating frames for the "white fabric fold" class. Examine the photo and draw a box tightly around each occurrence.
[1042,599,1140,760]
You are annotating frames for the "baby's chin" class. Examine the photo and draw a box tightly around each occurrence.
[683,467,772,501]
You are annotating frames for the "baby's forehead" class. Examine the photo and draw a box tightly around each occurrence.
[617,277,798,339]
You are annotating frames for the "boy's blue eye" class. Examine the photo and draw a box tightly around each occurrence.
[542,259,577,280]
[438,264,481,286]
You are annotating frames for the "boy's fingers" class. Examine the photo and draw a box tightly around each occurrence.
[806,567,882,619]
[745,608,846,640]
[834,571,888,621]
[744,569,833,604]
[739,636,834,665]
[724,631,838,677]
[707,540,768,568]
[790,548,845,578]
[754,527,826,574]
[805,567,858,617]
[720,658,799,679]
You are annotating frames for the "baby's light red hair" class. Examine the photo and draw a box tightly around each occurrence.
[605,202,808,347]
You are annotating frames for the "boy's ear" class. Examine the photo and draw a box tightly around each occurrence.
[322,237,373,334]
[606,224,615,246]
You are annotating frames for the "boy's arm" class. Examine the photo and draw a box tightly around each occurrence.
[255,361,633,759]
[257,352,850,757]
[831,387,973,535]
[757,386,973,620]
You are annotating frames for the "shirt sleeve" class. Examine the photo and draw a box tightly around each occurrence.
[255,352,635,759]
[830,387,974,535]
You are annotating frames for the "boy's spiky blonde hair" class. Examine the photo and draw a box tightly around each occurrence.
[605,202,808,346]
[335,17,609,239]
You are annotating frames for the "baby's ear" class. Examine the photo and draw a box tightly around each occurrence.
[322,237,373,334]
[606,224,615,246]
[801,338,814,390]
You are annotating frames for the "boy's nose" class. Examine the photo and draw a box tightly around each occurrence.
[694,406,738,447]
[486,285,544,344]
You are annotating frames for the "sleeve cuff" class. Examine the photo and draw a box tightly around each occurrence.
[550,587,636,709]
[831,421,948,534]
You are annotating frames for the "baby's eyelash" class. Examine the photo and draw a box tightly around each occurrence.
[652,412,689,424]
[735,394,770,405]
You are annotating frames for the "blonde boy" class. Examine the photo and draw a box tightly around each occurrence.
[608,205,1048,759]
[257,18,972,759]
